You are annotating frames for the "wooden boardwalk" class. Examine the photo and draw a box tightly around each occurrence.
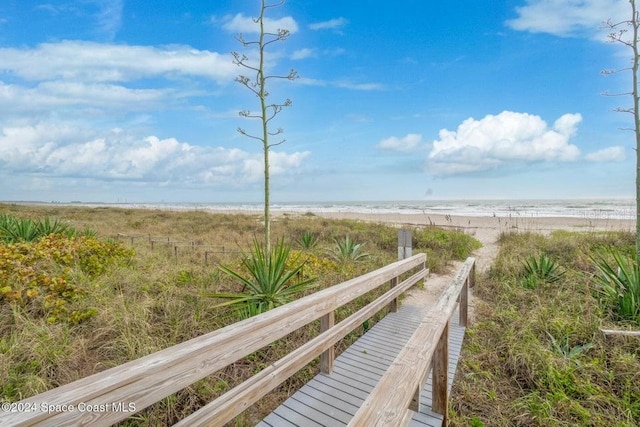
[258,304,465,427]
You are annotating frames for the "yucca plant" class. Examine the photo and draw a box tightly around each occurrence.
[297,230,319,250]
[331,235,370,263]
[521,253,564,287]
[0,215,39,243]
[592,249,640,323]
[208,238,317,317]
[36,217,70,236]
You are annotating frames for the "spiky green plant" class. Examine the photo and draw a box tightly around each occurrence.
[331,235,370,263]
[521,253,564,287]
[297,230,319,250]
[0,215,39,243]
[592,249,640,323]
[36,217,73,238]
[209,238,316,316]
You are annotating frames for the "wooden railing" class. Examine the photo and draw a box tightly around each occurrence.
[349,257,476,426]
[0,254,428,427]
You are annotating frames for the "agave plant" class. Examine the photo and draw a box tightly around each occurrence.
[331,235,370,263]
[592,249,640,323]
[521,253,564,287]
[0,215,39,243]
[297,230,319,250]
[36,217,70,236]
[208,238,317,317]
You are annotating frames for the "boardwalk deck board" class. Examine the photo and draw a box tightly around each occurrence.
[257,304,466,427]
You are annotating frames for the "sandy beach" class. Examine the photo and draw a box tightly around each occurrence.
[273,210,635,318]
[273,211,635,270]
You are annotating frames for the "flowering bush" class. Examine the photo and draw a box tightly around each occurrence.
[0,235,133,324]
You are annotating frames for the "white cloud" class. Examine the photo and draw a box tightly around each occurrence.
[0,123,311,186]
[0,41,235,83]
[506,0,628,38]
[93,0,124,40]
[336,81,384,91]
[378,134,423,153]
[0,81,172,113]
[585,146,626,162]
[309,17,348,31]
[222,13,298,34]
[291,48,316,60]
[427,111,582,175]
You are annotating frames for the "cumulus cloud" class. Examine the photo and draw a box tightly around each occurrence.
[378,134,423,153]
[222,13,298,34]
[585,146,626,162]
[309,17,348,31]
[0,41,235,83]
[0,123,311,186]
[506,0,627,38]
[427,111,582,175]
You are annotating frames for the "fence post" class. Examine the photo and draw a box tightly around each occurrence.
[320,311,335,374]
[388,277,398,312]
[432,321,449,421]
[460,277,468,327]
[397,229,412,260]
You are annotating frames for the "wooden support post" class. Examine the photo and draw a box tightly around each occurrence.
[320,311,335,374]
[174,245,178,258]
[397,229,412,260]
[432,321,449,421]
[151,240,155,250]
[469,262,476,288]
[459,278,468,327]
[389,277,398,312]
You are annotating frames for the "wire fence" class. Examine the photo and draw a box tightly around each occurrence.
[115,233,242,266]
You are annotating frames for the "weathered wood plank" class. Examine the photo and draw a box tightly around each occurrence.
[321,311,335,374]
[347,257,475,426]
[175,268,428,426]
[260,306,468,427]
[601,329,640,337]
[431,322,449,418]
[1,254,427,427]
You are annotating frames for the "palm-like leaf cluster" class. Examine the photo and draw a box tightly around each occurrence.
[0,214,96,244]
[592,249,640,323]
[211,238,316,316]
[521,253,564,288]
[331,235,370,263]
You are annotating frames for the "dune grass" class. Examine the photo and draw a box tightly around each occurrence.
[0,203,480,425]
[450,230,640,427]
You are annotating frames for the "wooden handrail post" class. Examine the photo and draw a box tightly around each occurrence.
[432,321,449,421]
[320,311,335,373]
[470,261,476,288]
[388,277,398,312]
[459,278,468,327]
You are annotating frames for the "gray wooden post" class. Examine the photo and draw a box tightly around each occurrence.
[397,229,412,260]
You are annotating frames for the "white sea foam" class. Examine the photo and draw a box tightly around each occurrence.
[72,198,635,220]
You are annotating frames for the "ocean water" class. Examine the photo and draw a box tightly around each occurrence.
[114,198,636,220]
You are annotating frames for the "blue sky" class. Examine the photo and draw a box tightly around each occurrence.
[0,0,634,203]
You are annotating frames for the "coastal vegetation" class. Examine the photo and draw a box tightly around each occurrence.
[0,203,479,425]
[450,230,640,426]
